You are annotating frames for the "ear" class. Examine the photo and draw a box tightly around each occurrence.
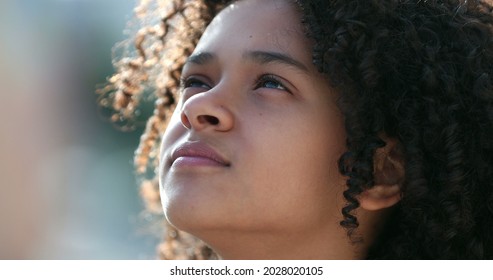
[358,136,405,211]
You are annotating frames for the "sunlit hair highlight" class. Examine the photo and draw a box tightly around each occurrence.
[98,0,227,259]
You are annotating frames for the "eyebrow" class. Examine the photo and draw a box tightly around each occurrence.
[186,52,216,65]
[243,50,309,73]
[185,50,309,73]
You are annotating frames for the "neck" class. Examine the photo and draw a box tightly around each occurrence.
[196,226,367,260]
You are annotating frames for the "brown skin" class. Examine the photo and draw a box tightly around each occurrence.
[159,0,395,259]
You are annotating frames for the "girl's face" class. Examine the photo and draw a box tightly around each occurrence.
[159,0,349,257]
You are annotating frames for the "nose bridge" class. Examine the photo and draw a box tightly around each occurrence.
[180,83,235,132]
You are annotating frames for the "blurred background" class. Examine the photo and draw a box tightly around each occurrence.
[0,0,160,259]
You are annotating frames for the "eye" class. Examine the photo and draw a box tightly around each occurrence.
[254,74,290,93]
[180,76,211,90]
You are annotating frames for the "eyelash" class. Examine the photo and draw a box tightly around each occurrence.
[179,74,290,93]
[254,74,290,93]
[180,76,210,90]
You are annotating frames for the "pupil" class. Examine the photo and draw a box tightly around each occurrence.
[265,81,279,88]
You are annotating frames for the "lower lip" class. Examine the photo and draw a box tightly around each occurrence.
[172,156,227,168]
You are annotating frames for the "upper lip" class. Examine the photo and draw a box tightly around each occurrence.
[170,141,230,166]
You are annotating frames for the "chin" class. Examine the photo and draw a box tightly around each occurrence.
[162,196,219,233]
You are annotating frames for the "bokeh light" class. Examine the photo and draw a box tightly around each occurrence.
[0,0,159,259]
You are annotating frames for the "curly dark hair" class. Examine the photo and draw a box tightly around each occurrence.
[100,0,493,259]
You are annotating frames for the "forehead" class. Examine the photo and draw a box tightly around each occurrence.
[193,0,309,55]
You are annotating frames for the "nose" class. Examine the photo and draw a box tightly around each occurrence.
[180,92,234,132]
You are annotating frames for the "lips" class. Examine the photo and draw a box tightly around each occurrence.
[170,141,230,168]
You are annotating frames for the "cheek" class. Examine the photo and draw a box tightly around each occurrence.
[239,109,347,226]
[158,110,186,208]
[260,123,345,192]
[160,110,186,152]
[247,104,346,180]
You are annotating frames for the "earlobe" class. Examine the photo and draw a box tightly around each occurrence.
[358,184,401,211]
[359,136,405,211]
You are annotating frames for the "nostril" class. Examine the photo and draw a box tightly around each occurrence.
[206,116,219,125]
[181,112,192,129]
[199,115,220,125]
